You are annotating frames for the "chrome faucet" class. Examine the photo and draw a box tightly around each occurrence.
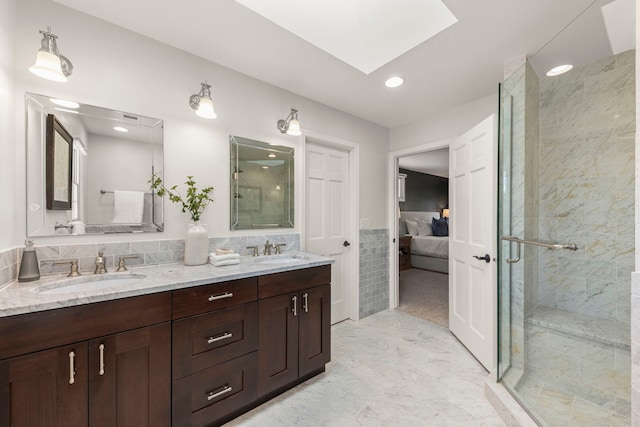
[274,243,286,254]
[263,240,273,256]
[94,251,107,274]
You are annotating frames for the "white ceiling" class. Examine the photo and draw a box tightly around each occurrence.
[399,148,449,178]
[54,0,633,129]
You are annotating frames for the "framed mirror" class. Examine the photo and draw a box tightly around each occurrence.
[230,135,294,230]
[26,93,164,236]
[46,114,73,210]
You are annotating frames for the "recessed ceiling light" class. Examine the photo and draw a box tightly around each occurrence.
[385,76,404,88]
[268,153,276,158]
[546,64,573,77]
[54,108,79,114]
[50,98,79,108]
[262,166,269,169]
[113,126,128,133]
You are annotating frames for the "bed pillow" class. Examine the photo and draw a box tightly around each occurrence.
[405,220,418,236]
[417,220,433,236]
[432,217,449,237]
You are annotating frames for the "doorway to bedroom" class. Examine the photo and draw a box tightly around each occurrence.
[397,148,450,328]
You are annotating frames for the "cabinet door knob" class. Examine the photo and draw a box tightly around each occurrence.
[99,344,105,376]
[292,295,298,316]
[69,351,76,385]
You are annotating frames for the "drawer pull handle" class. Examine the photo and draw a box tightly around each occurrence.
[69,351,76,385]
[208,332,233,344]
[99,344,105,376]
[303,293,309,313]
[208,292,233,302]
[207,385,233,401]
[292,295,297,316]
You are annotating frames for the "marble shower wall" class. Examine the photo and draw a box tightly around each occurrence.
[501,59,540,373]
[538,49,635,323]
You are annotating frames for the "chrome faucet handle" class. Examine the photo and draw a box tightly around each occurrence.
[264,240,272,256]
[274,243,286,254]
[53,259,81,277]
[246,246,259,257]
[116,255,139,272]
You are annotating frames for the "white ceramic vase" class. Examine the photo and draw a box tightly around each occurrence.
[184,223,209,265]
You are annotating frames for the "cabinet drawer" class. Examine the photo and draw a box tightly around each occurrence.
[258,265,331,299]
[172,278,257,319]
[172,352,257,427]
[173,302,258,379]
[0,293,171,360]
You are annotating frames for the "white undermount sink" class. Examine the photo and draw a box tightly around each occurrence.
[34,273,147,295]
[255,254,309,265]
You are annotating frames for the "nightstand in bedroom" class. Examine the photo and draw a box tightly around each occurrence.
[399,235,412,271]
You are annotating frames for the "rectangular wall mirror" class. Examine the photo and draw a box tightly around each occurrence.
[26,93,164,236]
[230,135,294,230]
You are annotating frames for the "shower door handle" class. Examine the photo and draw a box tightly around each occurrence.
[473,254,491,263]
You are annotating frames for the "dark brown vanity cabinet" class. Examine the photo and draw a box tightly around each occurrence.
[0,293,172,427]
[171,278,259,427]
[257,266,331,396]
[0,264,331,426]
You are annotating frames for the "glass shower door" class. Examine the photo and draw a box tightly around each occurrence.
[496,52,634,426]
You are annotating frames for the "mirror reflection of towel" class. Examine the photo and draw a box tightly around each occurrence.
[112,191,144,224]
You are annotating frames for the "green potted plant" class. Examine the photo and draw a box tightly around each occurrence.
[150,174,214,265]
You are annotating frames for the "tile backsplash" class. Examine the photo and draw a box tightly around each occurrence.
[0,233,300,285]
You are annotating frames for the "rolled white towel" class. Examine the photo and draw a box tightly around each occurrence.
[211,259,240,267]
[209,253,240,263]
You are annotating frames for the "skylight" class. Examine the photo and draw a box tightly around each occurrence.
[234,0,458,74]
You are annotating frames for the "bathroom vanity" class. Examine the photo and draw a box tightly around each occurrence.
[0,255,332,426]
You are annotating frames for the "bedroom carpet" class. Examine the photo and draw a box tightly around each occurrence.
[398,268,449,328]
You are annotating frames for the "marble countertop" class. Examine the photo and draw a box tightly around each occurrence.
[0,252,333,318]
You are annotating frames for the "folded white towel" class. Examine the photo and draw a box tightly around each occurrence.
[112,191,145,224]
[209,253,240,262]
[215,248,236,255]
[210,259,240,267]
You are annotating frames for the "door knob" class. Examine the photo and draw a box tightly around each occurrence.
[473,254,491,263]
[343,241,351,247]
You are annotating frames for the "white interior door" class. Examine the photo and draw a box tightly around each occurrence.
[449,115,497,370]
[305,143,350,324]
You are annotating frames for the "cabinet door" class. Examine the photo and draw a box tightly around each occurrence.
[88,322,171,427]
[0,343,88,427]
[258,293,299,395]
[299,285,331,377]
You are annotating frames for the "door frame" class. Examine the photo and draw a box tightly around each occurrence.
[387,137,453,309]
[302,130,360,321]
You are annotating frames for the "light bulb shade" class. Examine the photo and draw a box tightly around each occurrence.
[196,96,217,119]
[29,50,66,82]
[442,209,450,218]
[286,118,301,135]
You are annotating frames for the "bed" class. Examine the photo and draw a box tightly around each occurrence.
[399,211,449,273]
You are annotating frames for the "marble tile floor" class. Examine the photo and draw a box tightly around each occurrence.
[227,310,505,426]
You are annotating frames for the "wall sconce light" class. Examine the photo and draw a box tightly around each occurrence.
[277,107,301,136]
[442,208,450,219]
[189,81,217,119]
[29,27,73,82]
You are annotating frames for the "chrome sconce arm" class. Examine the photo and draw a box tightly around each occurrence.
[277,107,301,136]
